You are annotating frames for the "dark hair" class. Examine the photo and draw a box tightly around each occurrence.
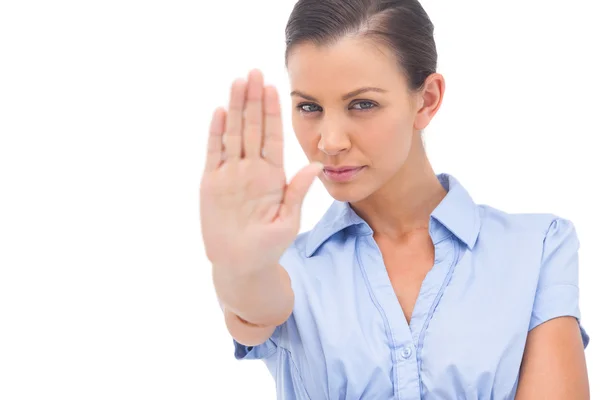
[284,0,437,93]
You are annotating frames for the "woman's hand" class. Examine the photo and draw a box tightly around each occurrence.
[200,69,322,277]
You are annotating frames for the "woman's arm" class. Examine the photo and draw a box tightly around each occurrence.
[515,316,589,399]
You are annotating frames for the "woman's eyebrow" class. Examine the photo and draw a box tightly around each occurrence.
[290,87,387,102]
[290,90,318,101]
[341,87,387,100]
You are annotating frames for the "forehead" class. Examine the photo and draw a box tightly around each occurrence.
[286,36,407,94]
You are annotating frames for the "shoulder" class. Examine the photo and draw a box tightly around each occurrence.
[278,230,312,272]
[282,230,311,258]
[475,204,581,292]
[478,203,569,236]
[468,204,588,344]
[476,204,578,254]
[469,204,580,285]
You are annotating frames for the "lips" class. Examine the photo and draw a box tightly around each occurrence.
[322,166,366,182]
[324,167,361,173]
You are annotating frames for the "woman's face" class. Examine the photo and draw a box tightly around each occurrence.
[287,36,425,203]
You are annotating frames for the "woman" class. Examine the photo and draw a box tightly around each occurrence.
[200,0,590,398]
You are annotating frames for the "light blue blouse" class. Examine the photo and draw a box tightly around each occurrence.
[232,173,589,399]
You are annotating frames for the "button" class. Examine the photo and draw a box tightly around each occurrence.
[401,346,412,359]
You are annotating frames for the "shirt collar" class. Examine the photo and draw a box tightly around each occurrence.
[305,173,481,257]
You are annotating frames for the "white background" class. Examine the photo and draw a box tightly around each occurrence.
[1,0,598,398]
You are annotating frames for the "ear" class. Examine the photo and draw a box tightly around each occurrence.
[413,73,445,131]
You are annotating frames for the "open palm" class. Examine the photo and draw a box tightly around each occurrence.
[200,70,322,272]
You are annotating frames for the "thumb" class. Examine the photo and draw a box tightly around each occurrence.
[283,162,323,211]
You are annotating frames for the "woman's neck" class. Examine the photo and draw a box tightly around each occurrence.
[350,139,447,241]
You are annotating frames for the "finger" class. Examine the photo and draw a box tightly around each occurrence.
[263,85,284,167]
[242,69,264,158]
[204,107,227,172]
[223,78,247,161]
[282,162,323,212]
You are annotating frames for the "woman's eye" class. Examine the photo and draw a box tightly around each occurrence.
[350,101,376,110]
[297,103,322,113]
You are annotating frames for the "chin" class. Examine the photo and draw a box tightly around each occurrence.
[321,181,373,203]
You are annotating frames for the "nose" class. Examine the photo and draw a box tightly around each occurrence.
[318,122,351,156]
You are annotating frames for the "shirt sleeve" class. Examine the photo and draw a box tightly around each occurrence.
[529,217,589,348]
[233,325,281,360]
[217,297,282,360]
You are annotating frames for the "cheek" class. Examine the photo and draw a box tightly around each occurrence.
[359,114,412,161]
